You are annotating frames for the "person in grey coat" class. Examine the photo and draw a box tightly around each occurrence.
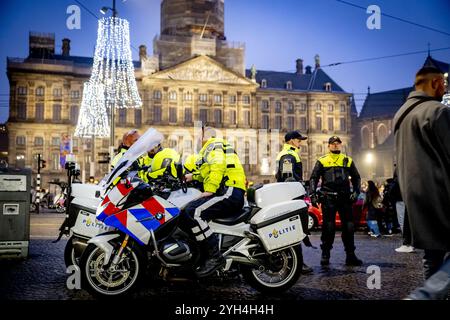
[393,66,450,299]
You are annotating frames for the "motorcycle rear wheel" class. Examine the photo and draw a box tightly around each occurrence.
[241,245,302,294]
[80,241,146,297]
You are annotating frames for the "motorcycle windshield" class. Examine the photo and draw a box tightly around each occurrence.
[99,128,164,192]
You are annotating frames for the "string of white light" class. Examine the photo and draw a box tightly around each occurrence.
[75,17,142,138]
[75,82,110,138]
[90,17,142,109]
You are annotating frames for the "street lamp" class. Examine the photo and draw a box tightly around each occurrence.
[365,152,376,179]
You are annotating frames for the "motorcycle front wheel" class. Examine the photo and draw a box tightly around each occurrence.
[241,245,302,294]
[80,241,146,297]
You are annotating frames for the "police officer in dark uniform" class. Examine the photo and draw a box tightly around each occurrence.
[275,131,314,274]
[309,136,362,266]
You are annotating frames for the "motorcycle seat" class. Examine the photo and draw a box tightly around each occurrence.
[212,206,253,226]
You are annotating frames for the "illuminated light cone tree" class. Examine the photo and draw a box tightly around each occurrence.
[75,82,110,138]
[75,12,142,174]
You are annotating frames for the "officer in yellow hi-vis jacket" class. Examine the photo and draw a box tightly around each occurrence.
[146,148,180,180]
[275,130,307,182]
[110,130,141,169]
[275,131,313,275]
[184,127,246,277]
[309,136,362,267]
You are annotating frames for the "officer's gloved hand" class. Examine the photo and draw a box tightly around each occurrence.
[350,191,359,203]
[310,193,319,208]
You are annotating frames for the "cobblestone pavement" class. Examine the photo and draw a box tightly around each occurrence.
[0,231,424,300]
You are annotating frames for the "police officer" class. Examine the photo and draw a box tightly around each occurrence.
[275,130,313,274]
[309,136,362,266]
[110,129,141,169]
[276,130,307,182]
[146,147,180,180]
[184,127,247,277]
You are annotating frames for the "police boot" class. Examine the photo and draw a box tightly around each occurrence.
[345,252,363,266]
[321,250,330,266]
[195,234,225,278]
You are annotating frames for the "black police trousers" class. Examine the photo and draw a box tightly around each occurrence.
[181,187,245,242]
[320,195,356,253]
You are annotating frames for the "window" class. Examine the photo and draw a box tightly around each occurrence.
[286,81,292,90]
[52,137,60,146]
[118,109,126,125]
[18,86,27,95]
[169,107,177,123]
[72,138,78,148]
[340,118,346,131]
[184,91,193,101]
[243,110,250,125]
[70,105,78,124]
[261,79,267,88]
[328,104,334,112]
[340,104,346,113]
[70,90,80,99]
[275,101,282,113]
[377,124,388,144]
[52,152,60,170]
[261,115,269,129]
[325,82,332,92]
[214,109,222,124]
[242,95,250,104]
[214,94,222,104]
[299,117,307,131]
[300,103,307,112]
[317,145,323,154]
[16,136,26,146]
[169,91,177,101]
[328,117,334,131]
[199,93,208,102]
[135,109,142,125]
[53,88,62,97]
[53,104,61,121]
[229,110,236,125]
[34,137,44,146]
[168,139,177,149]
[199,109,208,124]
[361,126,370,149]
[153,90,162,100]
[17,103,27,120]
[316,116,322,131]
[316,103,322,111]
[36,86,45,96]
[275,116,282,129]
[300,146,307,153]
[229,95,236,104]
[287,117,294,130]
[287,102,294,114]
[261,100,269,112]
[184,108,192,123]
[153,106,162,122]
[35,103,44,121]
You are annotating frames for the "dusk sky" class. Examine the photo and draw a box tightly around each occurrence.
[0,0,449,122]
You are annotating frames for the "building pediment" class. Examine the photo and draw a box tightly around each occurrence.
[147,55,256,86]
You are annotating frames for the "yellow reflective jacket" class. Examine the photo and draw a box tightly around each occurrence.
[194,138,246,193]
[147,148,180,180]
[275,143,303,181]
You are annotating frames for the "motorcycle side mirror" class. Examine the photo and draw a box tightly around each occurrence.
[176,162,184,180]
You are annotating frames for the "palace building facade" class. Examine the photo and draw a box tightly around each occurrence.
[6,0,354,188]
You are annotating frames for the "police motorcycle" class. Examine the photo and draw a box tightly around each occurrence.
[78,128,310,296]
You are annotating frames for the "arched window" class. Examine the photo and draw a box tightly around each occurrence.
[286,81,292,90]
[377,124,388,145]
[261,79,267,88]
[361,126,370,149]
